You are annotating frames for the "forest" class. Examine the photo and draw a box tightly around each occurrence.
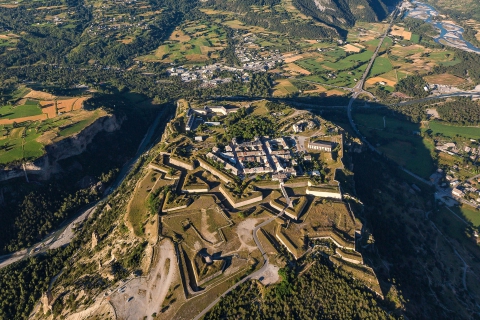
[204,261,396,320]
[432,49,480,85]
[436,97,480,125]
[0,247,74,320]
[394,75,429,98]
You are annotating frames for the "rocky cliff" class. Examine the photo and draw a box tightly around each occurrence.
[0,114,123,181]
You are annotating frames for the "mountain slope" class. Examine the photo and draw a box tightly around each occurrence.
[293,0,391,28]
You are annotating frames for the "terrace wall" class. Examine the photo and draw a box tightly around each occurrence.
[197,158,232,184]
[220,185,263,208]
[170,156,195,171]
[162,204,188,213]
[306,187,342,199]
[181,187,209,194]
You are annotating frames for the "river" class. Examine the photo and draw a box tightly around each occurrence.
[406,1,480,54]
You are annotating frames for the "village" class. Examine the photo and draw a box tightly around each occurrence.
[432,138,480,209]
[166,31,284,85]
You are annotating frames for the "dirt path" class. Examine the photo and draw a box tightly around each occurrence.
[110,238,177,320]
[235,218,261,252]
[251,263,279,285]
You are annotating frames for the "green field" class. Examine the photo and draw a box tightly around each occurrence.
[303,64,367,87]
[0,103,42,120]
[152,21,227,64]
[462,207,480,227]
[427,121,480,140]
[296,58,326,73]
[58,112,101,137]
[354,112,434,178]
[0,109,104,164]
[368,56,393,77]
[322,50,374,71]
[410,34,420,43]
[0,126,43,164]
[435,206,480,245]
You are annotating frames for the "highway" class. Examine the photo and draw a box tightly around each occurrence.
[391,91,480,107]
[345,4,436,187]
[193,208,285,320]
[0,108,169,270]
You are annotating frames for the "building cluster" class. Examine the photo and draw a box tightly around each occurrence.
[233,137,273,175]
[292,120,317,133]
[206,152,239,175]
[307,141,333,152]
[203,135,334,181]
[185,105,244,131]
[167,33,284,84]
[167,64,245,85]
[444,165,480,205]
[435,141,480,162]
[235,34,283,71]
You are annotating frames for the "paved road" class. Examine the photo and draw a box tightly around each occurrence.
[193,209,285,320]
[0,108,169,270]
[345,5,436,187]
[391,92,480,107]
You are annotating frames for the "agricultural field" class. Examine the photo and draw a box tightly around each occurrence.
[388,44,459,74]
[0,102,43,121]
[272,79,298,97]
[461,206,480,227]
[148,21,228,64]
[426,121,480,139]
[367,55,393,78]
[0,108,106,164]
[0,88,97,164]
[0,33,20,47]
[353,111,435,178]
[424,73,467,86]
[347,22,389,43]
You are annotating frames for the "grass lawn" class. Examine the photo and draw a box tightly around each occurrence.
[427,121,480,140]
[296,58,326,73]
[0,104,42,119]
[302,64,367,87]
[322,51,373,71]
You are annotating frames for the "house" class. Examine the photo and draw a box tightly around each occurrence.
[204,121,220,126]
[195,136,204,142]
[185,114,195,131]
[452,188,465,198]
[292,123,304,133]
[308,140,333,152]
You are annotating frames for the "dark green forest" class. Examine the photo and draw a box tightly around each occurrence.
[205,262,396,320]
[394,75,429,98]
